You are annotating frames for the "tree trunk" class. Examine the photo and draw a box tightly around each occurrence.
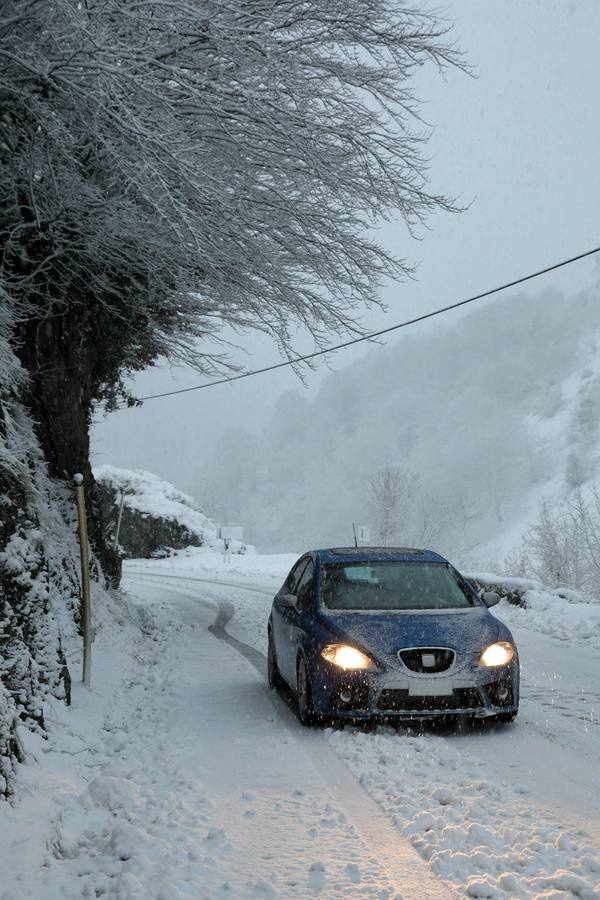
[15,312,121,587]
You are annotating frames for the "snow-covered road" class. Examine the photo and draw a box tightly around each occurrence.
[3,557,599,899]
[123,563,600,898]
[123,573,452,899]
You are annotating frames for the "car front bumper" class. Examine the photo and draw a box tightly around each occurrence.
[309,657,520,720]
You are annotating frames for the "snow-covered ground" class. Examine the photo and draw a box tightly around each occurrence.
[2,547,600,898]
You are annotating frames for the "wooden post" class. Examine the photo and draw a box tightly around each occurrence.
[113,491,125,552]
[73,473,92,687]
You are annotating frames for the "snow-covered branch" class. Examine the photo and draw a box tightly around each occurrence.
[1,0,462,388]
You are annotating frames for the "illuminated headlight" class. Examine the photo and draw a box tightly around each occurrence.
[480,641,515,667]
[321,644,375,670]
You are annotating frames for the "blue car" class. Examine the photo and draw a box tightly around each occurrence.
[267,547,519,725]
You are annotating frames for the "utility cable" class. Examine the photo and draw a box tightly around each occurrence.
[136,244,600,403]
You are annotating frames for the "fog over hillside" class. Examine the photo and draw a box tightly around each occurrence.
[199,285,600,566]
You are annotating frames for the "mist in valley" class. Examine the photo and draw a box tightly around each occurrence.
[196,284,600,569]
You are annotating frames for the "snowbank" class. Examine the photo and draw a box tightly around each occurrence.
[497,589,600,650]
[464,571,600,650]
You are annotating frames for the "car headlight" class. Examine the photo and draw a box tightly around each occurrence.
[480,641,515,667]
[321,644,375,670]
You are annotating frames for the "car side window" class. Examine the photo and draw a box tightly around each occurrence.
[285,559,309,594]
[295,559,315,610]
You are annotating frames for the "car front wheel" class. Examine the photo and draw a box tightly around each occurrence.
[296,655,316,726]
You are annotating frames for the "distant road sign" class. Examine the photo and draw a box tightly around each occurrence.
[356,525,370,544]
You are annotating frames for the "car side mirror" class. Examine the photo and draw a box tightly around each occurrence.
[278,593,298,609]
[482,590,500,607]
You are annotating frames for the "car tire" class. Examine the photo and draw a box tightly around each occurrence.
[296,655,316,726]
[267,630,285,691]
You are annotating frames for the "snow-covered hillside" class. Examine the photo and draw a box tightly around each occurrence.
[201,285,600,568]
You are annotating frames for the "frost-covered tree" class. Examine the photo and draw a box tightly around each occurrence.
[1,1,460,560]
[520,488,600,593]
[366,466,417,546]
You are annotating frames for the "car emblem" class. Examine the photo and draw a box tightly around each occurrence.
[421,653,436,668]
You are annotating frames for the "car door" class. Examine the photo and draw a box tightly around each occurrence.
[286,558,316,687]
[272,558,309,686]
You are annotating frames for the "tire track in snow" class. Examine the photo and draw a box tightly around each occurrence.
[127,570,269,675]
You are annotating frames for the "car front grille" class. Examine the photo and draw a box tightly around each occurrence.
[398,647,455,673]
[377,687,482,712]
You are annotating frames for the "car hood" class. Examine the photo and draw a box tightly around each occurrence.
[317,607,499,661]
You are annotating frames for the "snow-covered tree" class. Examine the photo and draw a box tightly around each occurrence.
[520,487,600,593]
[1,1,460,520]
[366,466,417,546]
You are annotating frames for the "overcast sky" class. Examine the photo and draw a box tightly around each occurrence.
[93,0,600,493]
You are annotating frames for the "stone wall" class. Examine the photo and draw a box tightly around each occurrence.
[97,484,203,559]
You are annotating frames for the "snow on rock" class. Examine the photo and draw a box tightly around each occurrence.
[94,465,215,536]
[464,572,541,607]
[95,464,220,557]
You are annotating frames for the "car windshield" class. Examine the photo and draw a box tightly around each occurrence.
[320,561,476,611]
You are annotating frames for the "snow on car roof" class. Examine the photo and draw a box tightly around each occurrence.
[316,547,448,564]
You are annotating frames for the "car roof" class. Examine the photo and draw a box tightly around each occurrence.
[313,547,449,565]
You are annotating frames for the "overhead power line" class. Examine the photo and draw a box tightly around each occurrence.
[137,244,600,404]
